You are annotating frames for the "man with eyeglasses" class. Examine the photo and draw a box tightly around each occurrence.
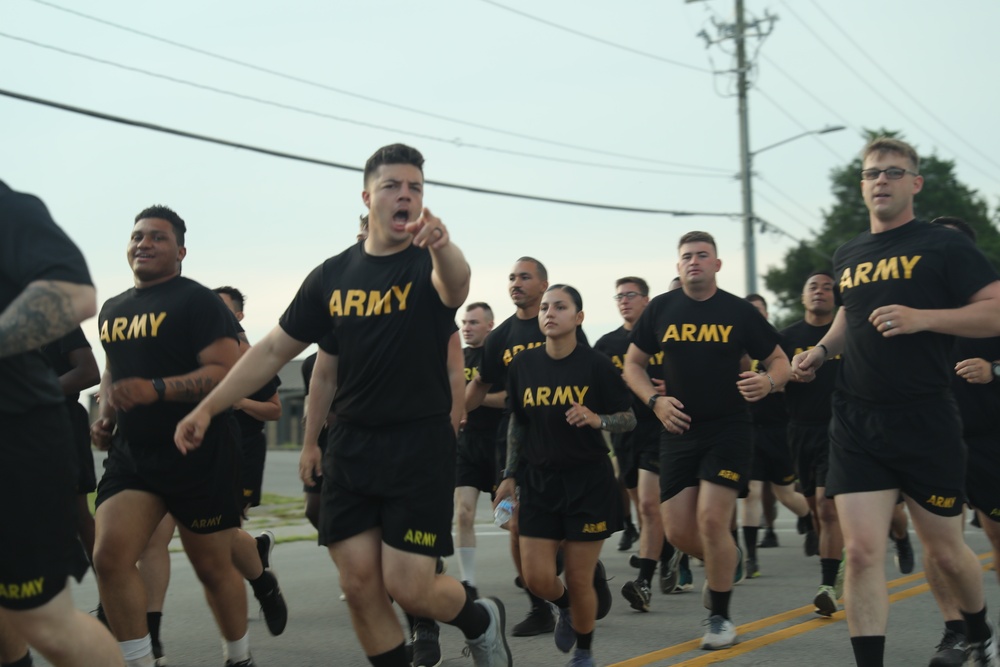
[793,137,1000,667]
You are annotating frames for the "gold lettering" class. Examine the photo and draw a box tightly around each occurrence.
[365,290,391,315]
[328,291,342,317]
[344,290,366,316]
[662,324,679,342]
[149,312,167,337]
[871,257,899,281]
[854,262,873,284]
[99,319,110,343]
[900,255,921,279]
[522,388,535,407]
[126,313,148,339]
[719,325,733,343]
[391,282,412,310]
[572,386,589,403]
[839,267,854,291]
[536,386,551,405]
[681,323,697,341]
[552,386,573,405]
[111,317,128,341]
[696,324,718,342]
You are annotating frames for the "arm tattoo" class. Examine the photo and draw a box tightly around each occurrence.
[600,409,636,433]
[0,281,79,357]
[506,413,526,477]
[166,376,218,402]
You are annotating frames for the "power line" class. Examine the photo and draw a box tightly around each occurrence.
[0,31,732,180]
[754,188,817,235]
[806,0,1000,174]
[759,53,857,135]
[26,0,730,175]
[754,86,845,162]
[754,176,824,230]
[0,87,741,218]
[778,0,1000,183]
[478,0,712,74]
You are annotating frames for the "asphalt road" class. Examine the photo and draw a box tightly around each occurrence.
[44,450,999,667]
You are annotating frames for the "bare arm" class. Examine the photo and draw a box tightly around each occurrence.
[175,325,309,453]
[737,344,792,402]
[234,391,282,422]
[59,346,100,396]
[447,332,464,435]
[301,350,337,485]
[406,208,470,308]
[792,308,848,382]
[465,374,490,412]
[481,390,508,409]
[869,280,1000,339]
[624,342,690,434]
[90,361,116,451]
[0,281,96,358]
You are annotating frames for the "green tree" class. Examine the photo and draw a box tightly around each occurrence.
[763,130,1000,327]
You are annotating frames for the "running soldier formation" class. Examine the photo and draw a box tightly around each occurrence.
[2,136,1000,667]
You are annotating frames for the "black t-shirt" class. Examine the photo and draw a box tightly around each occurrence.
[833,219,999,404]
[279,242,456,427]
[477,312,589,412]
[463,345,503,433]
[630,288,781,423]
[0,181,93,415]
[951,336,1000,436]
[594,325,662,424]
[780,319,840,424]
[509,345,631,470]
[233,375,281,437]
[99,276,240,472]
[40,326,93,404]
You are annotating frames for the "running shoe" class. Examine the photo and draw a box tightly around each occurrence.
[813,585,837,617]
[566,648,595,667]
[593,560,612,620]
[511,604,554,636]
[554,606,575,653]
[673,559,694,593]
[701,615,737,650]
[660,549,682,594]
[757,528,779,548]
[618,523,639,551]
[224,658,254,667]
[253,571,288,636]
[965,620,999,667]
[893,533,915,574]
[462,597,513,667]
[797,514,812,535]
[745,557,760,579]
[803,529,819,557]
[411,618,442,667]
[621,579,652,612]
[255,530,274,570]
[928,628,967,667]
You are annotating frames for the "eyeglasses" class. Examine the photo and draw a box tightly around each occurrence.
[861,167,918,181]
[613,291,645,302]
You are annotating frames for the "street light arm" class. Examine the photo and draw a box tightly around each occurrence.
[751,125,845,157]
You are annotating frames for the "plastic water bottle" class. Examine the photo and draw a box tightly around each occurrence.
[494,498,515,528]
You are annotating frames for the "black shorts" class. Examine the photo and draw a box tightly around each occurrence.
[304,426,329,494]
[96,424,243,534]
[241,431,267,508]
[319,417,456,558]
[0,405,89,611]
[789,421,830,498]
[617,419,662,482]
[68,400,97,494]
[455,428,502,494]
[517,457,622,542]
[827,392,966,517]
[750,423,796,485]
[659,415,752,502]
[611,432,638,488]
[965,433,1000,522]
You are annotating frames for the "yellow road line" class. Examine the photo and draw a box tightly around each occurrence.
[608,553,993,667]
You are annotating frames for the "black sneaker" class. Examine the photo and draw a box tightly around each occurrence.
[511,605,554,636]
[461,581,480,600]
[617,523,639,552]
[628,553,641,569]
[797,514,812,535]
[621,579,651,612]
[255,530,274,570]
[593,560,612,620]
[965,620,999,666]
[660,549,682,594]
[253,570,288,636]
[224,658,254,667]
[928,628,966,667]
[411,618,442,667]
[758,528,779,548]
[803,529,819,557]
[153,638,166,667]
[893,534,915,574]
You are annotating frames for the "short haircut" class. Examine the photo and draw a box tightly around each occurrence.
[678,231,717,252]
[515,256,548,281]
[364,144,424,185]
[464,301,494,322]
[135,205,186,246]
[546,284,583,311]
[745,293,767,309]
[615,276,649,296]
[805,269,835,283]
[359,214,369,232]
[862,136,920,173]
[214,286,245,312]
[931,216,976,241]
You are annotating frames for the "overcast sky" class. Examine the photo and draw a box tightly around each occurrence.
[3,0,998,371]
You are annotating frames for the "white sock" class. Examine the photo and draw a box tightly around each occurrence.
[120,635,153,665]
[457,547,476,585]
[225,631,250,663]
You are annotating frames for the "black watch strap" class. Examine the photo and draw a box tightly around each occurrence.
[992,361,1000,379]
[152,377,166,401]
[647,394,659,410]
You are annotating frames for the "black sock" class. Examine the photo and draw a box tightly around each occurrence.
[962,606,990,644]
[708,588,732,619]
[368,642,408,667]
[526,586,548,611]
[820,558,840,587]
[945,619,968,636]
[446,595,490,640]
[638,558,657,586]
[680,553,690,569]
[742,526,759,561]
[849,635,885,667]
[248,570,276,597]
[1,650,33,667]
[661,538,675,562]
[553,587,571,609]
[577,630,593,651]
[146,611,162,644]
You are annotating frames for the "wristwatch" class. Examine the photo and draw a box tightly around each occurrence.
[151,377,166,401]
[647,394,660,410]
[991,361,1000,381]
[599,415,608,430]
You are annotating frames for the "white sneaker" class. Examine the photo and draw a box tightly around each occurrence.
[701,614,737,650]
[966,620,999,667]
